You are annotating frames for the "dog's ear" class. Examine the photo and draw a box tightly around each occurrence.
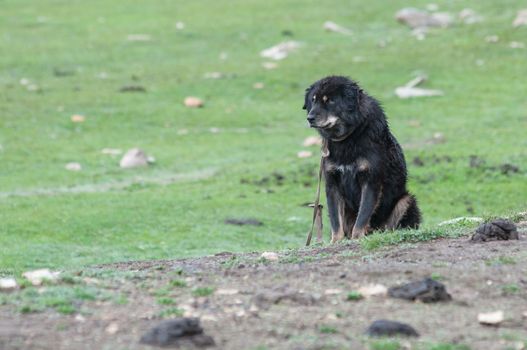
[357,88,363,105]
[303,84,315,110]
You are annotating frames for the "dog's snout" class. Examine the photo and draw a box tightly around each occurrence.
[307,113,316,124]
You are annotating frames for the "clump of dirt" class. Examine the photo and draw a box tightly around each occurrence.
[119,85,147,93]
[253,287,319,309]
[240,165,316,189]
[412,154,453,167]
[224,218,263,226]
[468,155,521,175]
[365,319,419,337]
[140,317,214,348]
[471,219,519,242]
[388,278,451,302]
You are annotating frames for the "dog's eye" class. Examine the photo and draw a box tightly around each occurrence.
[312,95,316,102]
[322,95,334,104]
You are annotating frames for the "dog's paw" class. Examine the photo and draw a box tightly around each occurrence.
[331,231,345,244]
[351,227,367,239]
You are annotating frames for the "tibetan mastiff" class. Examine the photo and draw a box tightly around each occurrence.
[303,76,421,242]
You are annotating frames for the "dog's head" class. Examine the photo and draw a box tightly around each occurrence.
[303,76,364,141]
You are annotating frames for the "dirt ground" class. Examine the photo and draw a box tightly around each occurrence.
[1,222,526,350]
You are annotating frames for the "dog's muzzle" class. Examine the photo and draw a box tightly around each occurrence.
[307,113,317,127]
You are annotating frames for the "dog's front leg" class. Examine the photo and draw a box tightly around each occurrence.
[351,183,379,239]
[326,185,345,243]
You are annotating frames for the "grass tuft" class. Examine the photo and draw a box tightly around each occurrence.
[360,225,470,251]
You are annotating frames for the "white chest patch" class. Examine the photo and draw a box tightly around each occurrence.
[336,164,355,173]
[325,158,369,174]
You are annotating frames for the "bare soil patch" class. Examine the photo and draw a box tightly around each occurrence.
[1,222,526,350]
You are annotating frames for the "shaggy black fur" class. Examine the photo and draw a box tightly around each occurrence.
[303,76,421,241]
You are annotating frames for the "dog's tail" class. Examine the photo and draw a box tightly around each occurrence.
[385,194,421,230]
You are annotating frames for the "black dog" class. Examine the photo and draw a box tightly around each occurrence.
[303,76,421,242]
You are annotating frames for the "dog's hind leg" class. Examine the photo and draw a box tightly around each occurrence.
[398,195,421,229]
[384,194,421,230]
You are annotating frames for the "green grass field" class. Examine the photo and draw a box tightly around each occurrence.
[1,0,526,275]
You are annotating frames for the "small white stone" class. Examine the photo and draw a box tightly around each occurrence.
[105,322,119,334]
[297,150,313,158]
[260,41,301,60]
[302,136,322,147]
[478,310,504,325]
[358,284,388,297]
[101,148,122,156]
[216,289,239,295]
[260,252,279,262]
[204,72,223,79]
[119,148,151,169]
[324,289,342,295]
[262,62,278,70]
[65,162,82,171]
[0,278,18,291]
[485,35,499,43]
[22,269,60,286]
[75,314,86,323]
[70,114,85,123]
[175,21,185,30]
[509,41,525,49]
[513,9,527,27]
[184,97,204,108]
[126,34,151,42]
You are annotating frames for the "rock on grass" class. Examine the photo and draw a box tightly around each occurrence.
[478,311,504,326]
[0,278,18,291]
[22,269,60,286]
[119,148,154,169]
[184,97,204,108]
